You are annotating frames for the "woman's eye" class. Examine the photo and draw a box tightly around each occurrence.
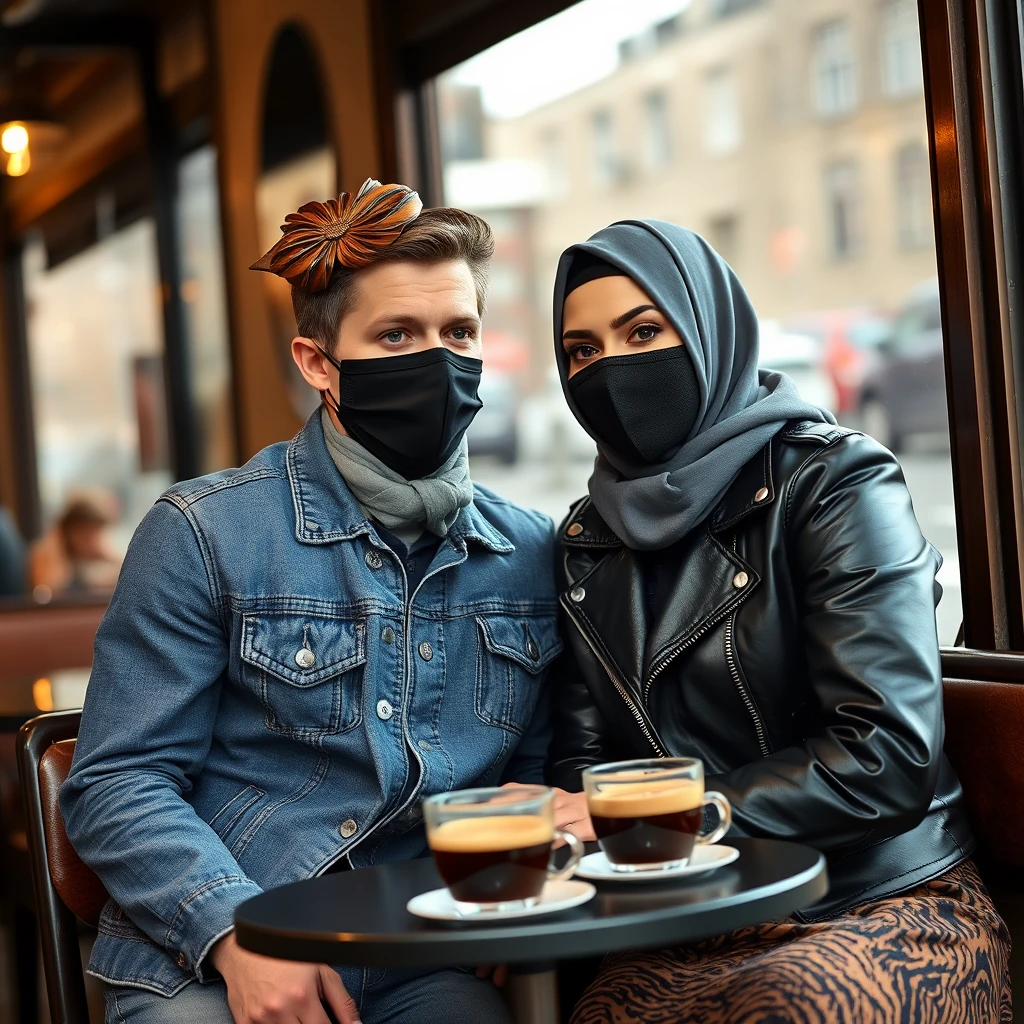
[632,324,662,342]
[570,345,599,361]
[384,330,406,344]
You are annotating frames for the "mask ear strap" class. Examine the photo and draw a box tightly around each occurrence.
[315,343,344,418]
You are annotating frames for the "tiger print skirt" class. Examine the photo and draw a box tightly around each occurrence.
[570,859,1011,1024]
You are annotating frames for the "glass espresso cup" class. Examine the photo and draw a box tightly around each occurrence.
[423,786,584,914]
[583,758,732,872]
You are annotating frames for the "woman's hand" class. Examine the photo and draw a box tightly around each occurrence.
[501,783,596,842]
[212,933,361,1023]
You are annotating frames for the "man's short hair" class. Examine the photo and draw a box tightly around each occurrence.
[291,208,494,352]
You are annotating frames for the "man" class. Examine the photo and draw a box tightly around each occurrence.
[62,181,560,1024]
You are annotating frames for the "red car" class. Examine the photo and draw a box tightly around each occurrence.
[782,309,892,416]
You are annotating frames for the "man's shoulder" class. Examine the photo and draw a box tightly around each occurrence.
[159,442,291,513]
[470,484,554,547]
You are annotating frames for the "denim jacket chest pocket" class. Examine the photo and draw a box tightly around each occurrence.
[475,614,562,736]
[240,612,366,740]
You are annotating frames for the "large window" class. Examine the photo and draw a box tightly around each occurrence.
[440,0,960,642]
[815,20,858,117]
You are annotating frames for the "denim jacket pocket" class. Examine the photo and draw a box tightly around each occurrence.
[475,614,562,736]
[241,612,366,739]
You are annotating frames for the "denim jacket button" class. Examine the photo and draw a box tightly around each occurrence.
[376,699,394,721]
[417,739,432,750]
[176,952,187,969]
[527,638,540,661]
[295,648,315,669]
[365,550,383,570]
[381,627,395,644]
[339,819,358,838]
[418,641,434,662]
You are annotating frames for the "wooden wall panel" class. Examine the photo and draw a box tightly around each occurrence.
[209,0,382,460]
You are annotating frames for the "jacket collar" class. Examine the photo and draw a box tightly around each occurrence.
[285,414,513,553]
[561,435,777,549]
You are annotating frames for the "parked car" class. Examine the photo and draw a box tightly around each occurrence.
[467,371,519,464]
[857,279,946,453]
[783,308,893,415]
[758,321,839,414]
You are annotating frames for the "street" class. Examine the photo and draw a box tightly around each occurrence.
[470,450,962,646]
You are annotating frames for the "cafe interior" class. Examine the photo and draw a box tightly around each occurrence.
[0,0,1023,1020]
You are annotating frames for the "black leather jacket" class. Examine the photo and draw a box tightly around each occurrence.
[550,421,972,919]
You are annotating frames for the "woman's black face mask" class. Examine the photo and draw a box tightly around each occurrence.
[568,347,701,466]
[320,346,483,479]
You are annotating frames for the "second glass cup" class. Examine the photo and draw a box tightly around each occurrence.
[583,758,732,872]
[423,786,584,914]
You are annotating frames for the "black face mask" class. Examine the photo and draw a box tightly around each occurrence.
[568,347,701,465]
[320,347,483,479]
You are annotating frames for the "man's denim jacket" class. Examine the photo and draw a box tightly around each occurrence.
[60,414,562,996]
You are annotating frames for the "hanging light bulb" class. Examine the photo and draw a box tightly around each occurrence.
[0,104,64,176]
[1,123,28,155]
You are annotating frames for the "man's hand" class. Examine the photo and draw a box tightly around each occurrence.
[501,783,596,843]
[212,933,360,1024]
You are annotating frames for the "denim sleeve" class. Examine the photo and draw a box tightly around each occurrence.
[60,499,262,981]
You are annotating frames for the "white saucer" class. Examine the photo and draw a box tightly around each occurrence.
[406,879,596,922]
[575,844,740,882]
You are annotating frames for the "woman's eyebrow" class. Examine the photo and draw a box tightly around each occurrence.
[610,304,659,330]
[562,328,596,341]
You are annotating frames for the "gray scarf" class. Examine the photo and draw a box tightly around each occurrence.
[553,220,836,550]
[321,409,473,537]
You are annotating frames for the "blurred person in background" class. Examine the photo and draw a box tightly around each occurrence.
[61,181,559,1024]
[544,221,1009,1024]
[29,489,122,596]
[0,506,27,597]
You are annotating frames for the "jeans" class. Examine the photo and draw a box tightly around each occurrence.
[103,967,511,1024]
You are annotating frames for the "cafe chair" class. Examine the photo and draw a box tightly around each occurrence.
[17,710,108,1024]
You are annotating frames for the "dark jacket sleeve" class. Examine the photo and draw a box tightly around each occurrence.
[707,433,944,851]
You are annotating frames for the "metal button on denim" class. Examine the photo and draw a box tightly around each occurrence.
[176,952,187,969]
[339,819,358,838]
[754,487,769,503]
[733,571,749,589]
[527,637,540,661]
[365,550,383,570]
[570,587,585,602]
[418,641,434,662]
[418,739,432,750]
[295,648,315,669]
[376,699,394,721]
[381,626,395,644]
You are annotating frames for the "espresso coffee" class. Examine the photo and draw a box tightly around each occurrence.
[428,815,553,904]
[588,778,704,866]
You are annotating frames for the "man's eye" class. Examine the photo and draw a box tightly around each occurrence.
[451,327,473,341]
[384,330,405,344]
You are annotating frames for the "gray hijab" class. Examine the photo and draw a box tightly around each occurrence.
[554,220,835,550]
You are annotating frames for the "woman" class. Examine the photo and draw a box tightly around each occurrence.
[547,220,1011,1023]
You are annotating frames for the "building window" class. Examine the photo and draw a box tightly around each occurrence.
[643,90,672,170]
[540,127,568,199]
[882,0,923,98]
[896,143,933,248]
[591,109,619,184]
[705,66,742,154]
[824,160,862,258]
[814,20,858,117]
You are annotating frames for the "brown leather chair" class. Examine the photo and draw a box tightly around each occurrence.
[17,711,107,1024]
[942,648,1024,1001]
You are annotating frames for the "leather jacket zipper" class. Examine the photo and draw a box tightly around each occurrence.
[560,594,666,757]
[643,610,734,704]
[724,609,770,757]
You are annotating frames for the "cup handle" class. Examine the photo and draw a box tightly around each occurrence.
[695,791,732,846]
[548,829,585,882]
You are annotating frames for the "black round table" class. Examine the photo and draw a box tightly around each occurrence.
[236,838,828,1023]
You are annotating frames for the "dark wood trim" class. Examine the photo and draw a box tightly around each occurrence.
[390,0,579,86]
[138,28,199,483]
[942,647,1024,684]
[918,0,1023,650]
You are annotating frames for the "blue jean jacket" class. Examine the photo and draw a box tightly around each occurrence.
[60,414,562,996]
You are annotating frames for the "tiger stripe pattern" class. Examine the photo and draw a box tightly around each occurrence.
[571,859,1011,1024]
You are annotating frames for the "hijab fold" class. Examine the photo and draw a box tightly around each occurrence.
[554,220,835,551]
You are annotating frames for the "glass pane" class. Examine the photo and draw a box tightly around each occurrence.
[177,145,236,475]
[439,0,961,643]
[24,218,170,599]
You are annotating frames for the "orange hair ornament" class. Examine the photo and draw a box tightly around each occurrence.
[250,178,423,294]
